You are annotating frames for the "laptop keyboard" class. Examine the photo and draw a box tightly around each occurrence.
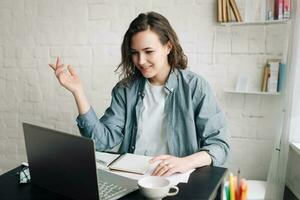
[98,180,129,200]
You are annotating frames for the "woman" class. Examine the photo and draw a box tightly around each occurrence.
[49,12,230,177]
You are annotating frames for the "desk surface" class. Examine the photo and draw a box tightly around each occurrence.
[0,165,227,200]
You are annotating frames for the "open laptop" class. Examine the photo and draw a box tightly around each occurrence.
[22,123,137,200]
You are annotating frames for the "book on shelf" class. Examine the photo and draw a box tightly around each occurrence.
[217,0,242,22]
[228,0,243,22]
[261,59,284,93]
[222,0,228,22]
[261,64,270,92]
[283,0,291,19]
[277,63,286,92]
[226,0,232,22]
[274,0,284,20]
[218,0,223,22]
[266,0,290,20]
[266,0,275,20]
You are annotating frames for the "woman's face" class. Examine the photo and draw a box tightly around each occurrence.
[130,29,171,85]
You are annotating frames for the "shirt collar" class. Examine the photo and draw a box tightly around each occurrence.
[138,68,179,96]
[164,68,178,94]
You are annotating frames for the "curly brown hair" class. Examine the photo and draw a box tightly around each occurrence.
[115,11,188,82]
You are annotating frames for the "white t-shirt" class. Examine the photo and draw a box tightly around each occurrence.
[134,80,169,156]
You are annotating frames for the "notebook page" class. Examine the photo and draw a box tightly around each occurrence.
[95,151,120,167]
[109,153,152,174]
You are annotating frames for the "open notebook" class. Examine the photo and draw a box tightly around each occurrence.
[95,152,152,175]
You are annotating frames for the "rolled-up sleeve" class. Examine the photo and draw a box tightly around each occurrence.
[76,84,126,151]
[194,79,230,166]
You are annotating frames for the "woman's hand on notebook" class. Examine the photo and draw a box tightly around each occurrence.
[150,155,191,177]
[150,152,212,176]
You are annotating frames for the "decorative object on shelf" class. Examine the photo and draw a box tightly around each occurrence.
[235,73,248,92]
[267,60,280,92]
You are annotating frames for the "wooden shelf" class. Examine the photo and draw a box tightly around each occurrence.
[224,89,280,95]
[220,19,290,26]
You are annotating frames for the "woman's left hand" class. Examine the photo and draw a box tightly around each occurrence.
[150,155,191,177]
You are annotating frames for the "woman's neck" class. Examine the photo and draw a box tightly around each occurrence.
[148,64,171,86]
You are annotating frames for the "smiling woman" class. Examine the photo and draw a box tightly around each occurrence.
[49,11,230,177]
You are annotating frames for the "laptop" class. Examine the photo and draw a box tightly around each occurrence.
[22,123,138,200]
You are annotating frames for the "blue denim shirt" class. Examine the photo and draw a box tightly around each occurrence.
[76,69,230,166]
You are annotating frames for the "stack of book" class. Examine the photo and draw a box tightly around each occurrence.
[218,0,291,23]
[261,59,285,93]
[217,0,243,22]
[274,0,291,20]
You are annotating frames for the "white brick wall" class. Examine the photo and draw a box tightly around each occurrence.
[0,0,290,181]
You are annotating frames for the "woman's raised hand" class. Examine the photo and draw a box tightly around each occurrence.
[49,57,83,94]
[49,57,90,114]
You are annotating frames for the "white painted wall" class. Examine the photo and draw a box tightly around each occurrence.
[289,0,300,143]
[286,0,300,196]
[0,0,289,181]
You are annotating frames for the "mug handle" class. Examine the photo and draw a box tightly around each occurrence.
[167,186,179,196]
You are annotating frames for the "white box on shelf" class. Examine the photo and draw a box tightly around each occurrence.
[235,73,248,91]
[267,61,280,92]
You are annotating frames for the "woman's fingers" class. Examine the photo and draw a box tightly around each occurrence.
[55,64,65,77]
[48,57,82,93]
[150,155,186,176]
[150,155,170,163]
[67,65,76,76]
[153,165,168,176]
[152,159,172,176]
[153,162,175,176]
[56,57,61,68]
[162,168,176,177]
[49,58,75,78]
[49,57,62,71]
[49,64,55,70]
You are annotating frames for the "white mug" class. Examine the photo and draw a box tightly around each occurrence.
[138,176,179,200]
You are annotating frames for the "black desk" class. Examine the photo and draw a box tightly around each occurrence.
[0,165,227,200]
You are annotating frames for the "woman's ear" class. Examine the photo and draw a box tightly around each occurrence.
[166,41,172,55]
